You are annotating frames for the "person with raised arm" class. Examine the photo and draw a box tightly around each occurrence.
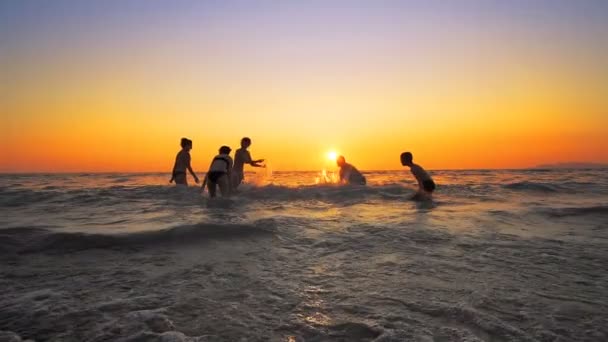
[231,137,265,190]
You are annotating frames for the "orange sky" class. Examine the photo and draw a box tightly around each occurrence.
[1,1,607,172]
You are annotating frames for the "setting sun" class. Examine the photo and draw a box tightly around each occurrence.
[2,2,608,341]
[0,1,607,173]
[326,151,339,162]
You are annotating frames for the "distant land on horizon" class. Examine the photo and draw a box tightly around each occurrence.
[534,162,608,169]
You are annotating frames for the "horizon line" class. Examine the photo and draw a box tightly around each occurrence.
[1,166,607,174]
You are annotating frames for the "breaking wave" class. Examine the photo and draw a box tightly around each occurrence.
[0,221,276,254]
[533,205,608,218]
[502,181,563,193]
[0,183,418,208]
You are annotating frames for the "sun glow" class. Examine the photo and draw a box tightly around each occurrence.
[1,2,607,172]
[326,151,338,161]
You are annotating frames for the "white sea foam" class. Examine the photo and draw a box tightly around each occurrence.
[1,170,607,340]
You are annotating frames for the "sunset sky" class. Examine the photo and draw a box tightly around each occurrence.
[1,0,607,172]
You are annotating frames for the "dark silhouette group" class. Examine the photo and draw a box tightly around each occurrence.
[171,137,435,200]
[170,137,264,198]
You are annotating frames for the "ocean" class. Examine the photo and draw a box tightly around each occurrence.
[1,169,607,341]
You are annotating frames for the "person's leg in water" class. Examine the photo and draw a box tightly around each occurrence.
[411,192,424,201]
[412,180,435,201]
[207,180,217,198]
[230,171,244,192]
[174,172,187,186]
[217,174,231,197]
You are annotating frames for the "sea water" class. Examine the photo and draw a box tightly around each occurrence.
[1,169,607,341]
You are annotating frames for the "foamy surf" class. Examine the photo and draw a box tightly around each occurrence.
[1,169,607,340]
[0,221,275,254]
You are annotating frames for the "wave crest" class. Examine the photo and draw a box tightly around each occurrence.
[534,205,608,218]
[237,183,412,202]
[0,221,275,254]
[502,181,562,193]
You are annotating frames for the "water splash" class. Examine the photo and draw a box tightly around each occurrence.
[314,169,339,184]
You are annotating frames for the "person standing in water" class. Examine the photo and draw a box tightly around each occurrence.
[231,137,265,191]
[336,156,366,185]
[170,138,199,186]
[400,152,435,200]
[204,145,233,198]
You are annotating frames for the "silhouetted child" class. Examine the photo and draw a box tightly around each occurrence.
[232,137,265,190]
[170,138,199,186]
[400,152,435,200]
[337,156,366,185]
[204,145,233,197]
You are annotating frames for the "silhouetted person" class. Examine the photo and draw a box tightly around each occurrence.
[170,138,199,186]
[400,152,435,200]
[336,156,366,185]
[204,145,233,198]
[232,137,265,190]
